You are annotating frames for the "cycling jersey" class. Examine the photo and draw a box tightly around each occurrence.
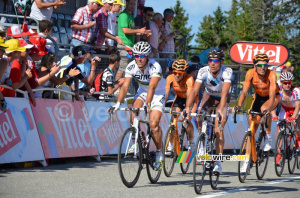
[165,73,194,98]
[278,87,300,119]
[196,65,232,97]
[125,59,166,94]
[244,68,279,97]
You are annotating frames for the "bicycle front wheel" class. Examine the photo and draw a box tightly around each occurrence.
[180,129,190,174]
[193,134,206,194]
[287,134,297,174]
[275,131,286,177]
[238,131,252,183]
[146,133,162,183]
[163,126,177,177]
[118,127,142,188]
[256,133,269,180]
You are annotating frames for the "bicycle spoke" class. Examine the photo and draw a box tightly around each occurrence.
[287,134,297,174]
[163,126,177,177]
[194,134,206,194]
[256,134,269,180]
[146,134,162,183]
[238,131,252,183]
[275,132,286,177]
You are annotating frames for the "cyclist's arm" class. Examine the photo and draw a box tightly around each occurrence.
[165,76,171,103]
[116,77,131,103]
[219,82,231,110]
[266,72,277,111]
[292,101,300,119]
[186,81,201,110]
[145,76,160,105]
[186,75,195,106]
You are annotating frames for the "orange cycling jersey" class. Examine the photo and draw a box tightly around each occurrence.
[166,74,194,98]
[244,69,279,97]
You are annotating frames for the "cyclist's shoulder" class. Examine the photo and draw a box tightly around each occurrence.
[166,74,175,82]
[125,60,137,71]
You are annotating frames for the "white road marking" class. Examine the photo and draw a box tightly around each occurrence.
[196,176,300,198]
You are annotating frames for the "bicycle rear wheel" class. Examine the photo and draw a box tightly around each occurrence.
[146,132,162,183]
[275,132,286,177]
[163,126,177,177]
[180,129,190,174]
[193,134,206,194]
[238,131,252,183]
[118,127,142,188]
[287,134,297,174]
[256,133,269,180]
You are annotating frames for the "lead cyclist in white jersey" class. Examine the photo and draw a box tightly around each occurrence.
[185,49,233,174]
[109,41,166,171]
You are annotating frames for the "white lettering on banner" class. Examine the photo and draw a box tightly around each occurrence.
[46,107,96,149]
[102,122,122,146]
[237,44,281,63]
[0,113,18,147]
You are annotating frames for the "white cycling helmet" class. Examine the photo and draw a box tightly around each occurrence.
[132,41,151,56]
[280,72,294,81]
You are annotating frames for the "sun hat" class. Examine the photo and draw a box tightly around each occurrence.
[4,39,26,53]
[29,36,48,55]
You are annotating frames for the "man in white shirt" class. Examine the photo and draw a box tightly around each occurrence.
[30,0,66,21]
[107,0,125,47]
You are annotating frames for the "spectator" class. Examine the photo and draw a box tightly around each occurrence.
[0,26,6,40]
[36,52,80,98]
[60,46,100,99]
[91,53,124,101]
[0,38,8,111]
[38,20,56,53]
[149,13,163,58]
[93,0,124,53]
[198,42,227,65]
[115,0,151,81]
[134,6,153,42]
[6,24,37,40]
[160,8,178,58]
[30,0,66,21]
[70,0,102,52]
[107,0,125,47]
[0,39,35,105]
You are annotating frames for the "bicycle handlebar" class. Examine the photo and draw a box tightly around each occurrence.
[233,109,268,128]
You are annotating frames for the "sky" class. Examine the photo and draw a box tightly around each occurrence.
[146,0,232,45]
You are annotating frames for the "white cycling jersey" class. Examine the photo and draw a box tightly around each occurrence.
[196,65,233,97]
[278,87,300,119]
[125,59,166,94]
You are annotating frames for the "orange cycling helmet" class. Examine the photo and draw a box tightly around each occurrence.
[253,53,269,64]
[172,59,189,72]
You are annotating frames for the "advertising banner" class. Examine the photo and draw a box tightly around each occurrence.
[0,98,45,164]
[31,99,99,159]
[229,41,289,65]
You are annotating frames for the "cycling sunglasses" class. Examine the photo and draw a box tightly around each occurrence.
[135,54,147,59]
[281,81,292,85]
[173,71,185,76]
[208,59,220,63]
[255,63,268,68]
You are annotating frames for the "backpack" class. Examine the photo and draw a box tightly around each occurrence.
[92,72,104,98]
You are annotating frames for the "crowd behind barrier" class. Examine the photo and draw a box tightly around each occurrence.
[0,90,280,166]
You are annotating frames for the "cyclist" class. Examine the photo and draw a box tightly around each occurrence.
[272,72,300,164]
[108,41,166,171]
[165,59,198,152]
[185,49,233,174]
[234,53,280,172]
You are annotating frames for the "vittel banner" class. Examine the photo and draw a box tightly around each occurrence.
[31,99,99,159]
[229,41,289,65]
[0,98,45,164]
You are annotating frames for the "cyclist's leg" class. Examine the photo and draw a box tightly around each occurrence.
[197,92,212,133]
[186,98,198,143]
[149,94,165,170]
[131,92,146,124]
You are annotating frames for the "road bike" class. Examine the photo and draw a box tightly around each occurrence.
[109,107,162,188]
[274,119,298,176]
[234,109,270,183]
[193,106,221,194]
[163,109,190,177]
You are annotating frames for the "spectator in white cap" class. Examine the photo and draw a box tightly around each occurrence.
[30,0,66,21]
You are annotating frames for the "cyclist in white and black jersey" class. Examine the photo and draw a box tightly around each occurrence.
[185,49,233,174]
[109,41,166,171]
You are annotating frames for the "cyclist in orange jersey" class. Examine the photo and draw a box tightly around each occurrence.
[165,59,198,152]
[234,53,280,172]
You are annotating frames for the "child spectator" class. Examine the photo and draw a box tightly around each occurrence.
[38,20,56,52]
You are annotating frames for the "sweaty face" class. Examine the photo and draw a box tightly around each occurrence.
[255,61,268,76]
[208,58,221,74]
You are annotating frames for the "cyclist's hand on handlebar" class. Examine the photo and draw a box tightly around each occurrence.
[218,110,224,123]
[287,117,295,123]
[107,102,120,113]
[272,116,278,122]
[263,109,271,116]
[182,108,190,119]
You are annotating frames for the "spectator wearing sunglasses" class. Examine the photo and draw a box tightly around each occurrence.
[134,6,153,42]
